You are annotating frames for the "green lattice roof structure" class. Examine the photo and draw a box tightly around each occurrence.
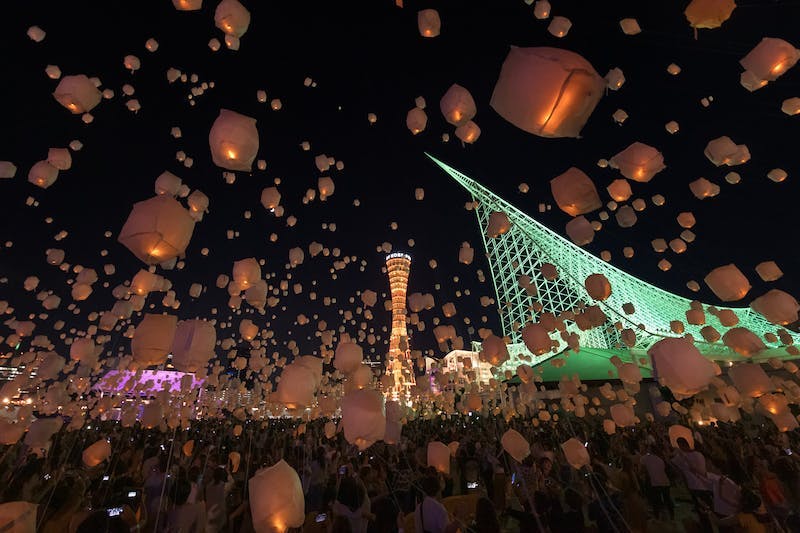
[427,154,799,381]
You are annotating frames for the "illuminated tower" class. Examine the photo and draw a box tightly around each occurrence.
[385,252,416,401]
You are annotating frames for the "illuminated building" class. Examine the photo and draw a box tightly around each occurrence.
[385,252,416,401]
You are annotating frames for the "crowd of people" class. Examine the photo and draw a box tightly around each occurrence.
[1,408,800,533]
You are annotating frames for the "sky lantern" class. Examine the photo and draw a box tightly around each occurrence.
[406,106,427,134]
[24,417,63,449]
[187,190,209,221]
[118,196,195,265]
[275,363,317,409]
[341,388,385,450]
[550,167,601,216]
[249,460,305,533]
[480,334,509,366]
[209,109,258,171]
[82,438,111,468]
[171,319,216,372]
[729,363,773,398]
[440,84,476,126]
[722,327,765,357]
[609,142,665,182]
[606,179,632,202]
[561,437,590,469]
[755,261,782,282]
[455,121,481,143]
[233,258,261,288]
[486,211,511,238]
[566,215,594,245]
[501,429,530,462]
[619,18,641,35]
[585,273,611,300]
[750,289,799,325]
[173,0,202,10]
[704,264,750,302]
[334,342,363,374]
[490,46,604,138]
[739,37,799,90]
[27,161,59,189]
[239,319,259,341]
[427,441,451,473]
[684,0,735,31]
[261,187,281,210]
[155,171,182,197]
[648,337,716,399]
[52,74,101,114]
[418,9,441,37]
[610,403,636,427]
[704,136,750,166]
[548,16,572,37]
[132,313,177,366]
[215,0,250,37]
[534,1,550,19]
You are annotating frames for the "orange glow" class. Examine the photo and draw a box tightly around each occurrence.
[772,61,785,75]
[67,102,78,111]
[226,149,237,159]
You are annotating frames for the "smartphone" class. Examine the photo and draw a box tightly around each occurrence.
[127,491,137,498]
[315,513,327,523]
[338,465,347,475]
[43,473,51,481]
[511,472,517,485]
[102,475,110,481]
[107,507,123,517]
[786,448,793,456]
[467,481,478,489]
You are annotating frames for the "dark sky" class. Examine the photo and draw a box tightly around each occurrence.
[1,0,799,365]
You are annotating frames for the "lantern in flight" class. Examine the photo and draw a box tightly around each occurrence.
[209,109,259,171]
[490,47,604,138]
[118,196,195,265]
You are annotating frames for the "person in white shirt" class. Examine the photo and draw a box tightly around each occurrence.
[640,446,674,520]
[414,475,450,533]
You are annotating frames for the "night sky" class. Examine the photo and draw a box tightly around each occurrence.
[1,0,799,368]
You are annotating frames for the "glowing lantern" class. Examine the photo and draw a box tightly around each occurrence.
[610,404,635,427]
[239,319,259,341]
[619,18,641,35]
[458,243,474,264]
[685,0,736,29]
[24,417,63,449]
[209,109,258,171]
[261,187,281,210]
[704,264,750,302]
[522,323,552,355]
[27,161,58,189]
[740,38,799,89]
[550,167,601,216]
[171,319,216,372]
[480,334,509,366]
[648,337,716,398]
[566,216,594,245]
[486,211,511,237]
[729,363,773,398]
[782,97,800,115]
[750,289,799,325]
[249,460,305,533]
[0,420,26,445]
[440,84,476,126]
[215,0,250,37]
[490,46,604,138]
[155,171,182,197]
[501,429,530,462]
[173,0,202,10]
[118,196,195,265]
[534,1,551,19]
[704,136,750,166]
[187,191,209,221]
[722,327,765,357]
[69,337,96,363]
[584,273,611,301]
[689,178,720,199]
[609,142,665,182]
[418,9,441,37]
[606,179,632,202]
[53,75,101,114]
[82,439,111,467]
[341,389,385,450]
[132,314,177,366]
[276,363,317,409]
[548,16,572,37]
[428,441,451,473]
[455,121,481,143]
[334,342,363,374]
[668,425,694,449]
[755,261,782,282]
[561,438,590,469]
[406,107,427,134]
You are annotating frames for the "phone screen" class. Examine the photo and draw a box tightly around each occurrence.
[127,491,137,498]
[315,513,327,523]
[107,507,123,517]
[467,481,478,489]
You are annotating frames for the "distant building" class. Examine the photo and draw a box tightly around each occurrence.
[385,252,416,401]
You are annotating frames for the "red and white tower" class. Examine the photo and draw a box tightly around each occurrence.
[385,252,416,401]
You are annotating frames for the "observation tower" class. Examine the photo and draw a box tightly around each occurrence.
[385,252,416,401]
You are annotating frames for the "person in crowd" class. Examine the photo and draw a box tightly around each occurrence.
[413,475,450,533]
